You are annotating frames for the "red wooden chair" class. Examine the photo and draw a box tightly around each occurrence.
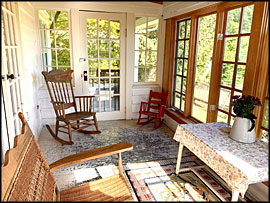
[137,90,168,129]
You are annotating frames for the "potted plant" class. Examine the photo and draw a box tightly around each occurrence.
[229,95,261,143]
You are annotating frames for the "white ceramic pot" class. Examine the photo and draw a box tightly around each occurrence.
[229,117,256,143]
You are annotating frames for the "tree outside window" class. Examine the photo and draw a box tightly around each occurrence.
[134,17,159,83]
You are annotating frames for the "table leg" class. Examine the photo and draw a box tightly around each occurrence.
[176,143,184,175]
[231,189,239,201]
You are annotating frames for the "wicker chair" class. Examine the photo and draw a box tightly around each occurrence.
[42,69,101,145]
[1,113,134,202]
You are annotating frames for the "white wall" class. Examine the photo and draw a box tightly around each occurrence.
[18,2,43,138]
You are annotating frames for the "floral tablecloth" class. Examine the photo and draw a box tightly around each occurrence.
[173,122,269,197]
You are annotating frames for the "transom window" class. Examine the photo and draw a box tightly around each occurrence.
[173,19,190,112]
[38,10,72,71]
[134,16,159,82]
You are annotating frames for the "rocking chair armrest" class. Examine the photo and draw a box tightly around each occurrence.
[159,105,167,116]
[49,142,133,172]
[52,101,66,117]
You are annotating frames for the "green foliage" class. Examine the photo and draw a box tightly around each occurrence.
[232,95,261,120]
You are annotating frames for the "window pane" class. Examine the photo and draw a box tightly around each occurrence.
[87,19,97,38]
[217,111,228,123]
[134,51,145,66]
[148,17,159,37]
[54,11,68,29]
[218,88,231,112]
[100,60,109,77]
[136,17,147,33]
[179,21,186,39]
[100,95,110,112]
[89,79,99,95]
[174,92,181,109]
[182,78,186,94]
[192,13,216,122]
[111,78,120,94]
[176,59,183,75]
[223,37,237,61]
[226,8,241,35]
[111,59,120,76]
[261,130,269,143]
[110,20,120,39]
[238,36,250,63]
[192,99,207,123]
[99,19,109,38]
[135,34,146,50]
[138,67,145,82]
[221,63,234,87]
[184,40,189,58]
[183,59,188,76]
[111,40,120,58]
[145,66,156,82]
[111,95,120,111]
[57,49,70,66]
[241,5,254,34]
[39,10,53,29]
[262,100,269,128]
[186,20,190,39]
[147,34,158,50]
[175,76,182,92]
[178,41,184,58]
[55,30,69,48]
[181,95,185,112]
[88,59,98,77]
[235,65,245,90]
[92,96,99,112]
[100,78,110,92]
[99,40,109,58]
[88,40,98,58]
[146,51,157,66]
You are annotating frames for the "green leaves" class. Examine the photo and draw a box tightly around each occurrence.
[232,95,261,119]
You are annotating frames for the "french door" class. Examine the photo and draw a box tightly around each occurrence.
[1,2,24,159]
[80,12,126,120]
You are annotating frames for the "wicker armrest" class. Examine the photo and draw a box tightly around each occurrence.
[49,142,133,171]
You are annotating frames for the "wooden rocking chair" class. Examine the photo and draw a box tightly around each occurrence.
[137,90,168,129]
[1,112,134,202]
[42,70,101,145]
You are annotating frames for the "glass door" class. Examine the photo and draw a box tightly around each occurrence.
[80,12,126,120]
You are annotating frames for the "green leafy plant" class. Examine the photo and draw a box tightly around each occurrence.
[232,95,261,131]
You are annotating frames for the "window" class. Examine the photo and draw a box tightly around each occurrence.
[260,95,269,142]
[217,5,254,125]
[134,17,159,82]
[38,10,72,71]
[192,14,216,122]
[173,19,190,112]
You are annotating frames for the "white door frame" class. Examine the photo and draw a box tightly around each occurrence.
[79,11,126,120]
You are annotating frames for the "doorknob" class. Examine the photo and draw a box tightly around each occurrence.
[7,74,15,80]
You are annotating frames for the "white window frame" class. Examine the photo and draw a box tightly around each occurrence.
[133,15,164,87]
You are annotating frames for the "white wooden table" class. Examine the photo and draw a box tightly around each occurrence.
[173,122,268,201]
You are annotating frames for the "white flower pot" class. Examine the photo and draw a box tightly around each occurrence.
[229,117,256,143]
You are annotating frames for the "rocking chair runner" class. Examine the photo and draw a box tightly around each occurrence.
[137,90,168,129]
[1,112,134,201]
[42,69,101,145]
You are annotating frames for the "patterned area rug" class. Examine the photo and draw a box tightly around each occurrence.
[123,158,255,202]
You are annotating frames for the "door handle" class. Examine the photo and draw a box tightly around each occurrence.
[7,74,15,80]
[83,71,87,81]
